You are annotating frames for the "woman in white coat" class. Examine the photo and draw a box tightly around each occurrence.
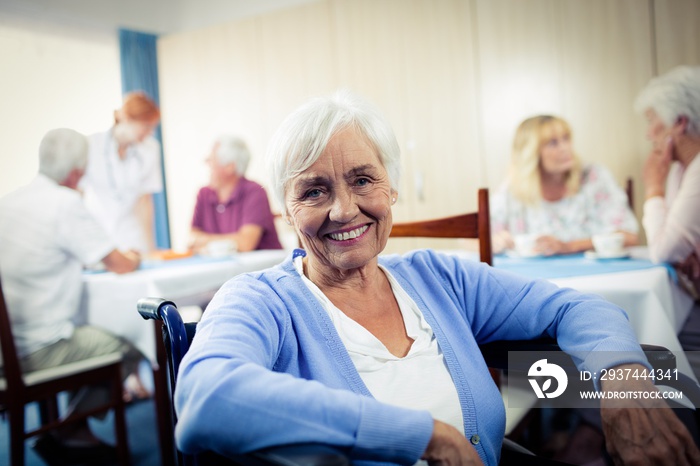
[81,91,163,253]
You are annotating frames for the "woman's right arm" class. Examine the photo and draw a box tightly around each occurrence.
[174,275,434,463]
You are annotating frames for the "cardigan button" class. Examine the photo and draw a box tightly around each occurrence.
[470,434,480,445]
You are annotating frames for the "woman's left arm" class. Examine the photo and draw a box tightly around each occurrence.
[454,260,700,466]
[460,261,698,464]
[460,260,643,360]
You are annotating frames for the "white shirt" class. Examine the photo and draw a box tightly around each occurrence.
[81,129,163,252]
[294,256,465,435]
[0,175,114,357]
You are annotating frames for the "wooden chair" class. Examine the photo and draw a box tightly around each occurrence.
[0,276,129,466]
[389,188,493,265]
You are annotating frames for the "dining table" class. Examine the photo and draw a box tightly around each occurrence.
[78,249,289,361]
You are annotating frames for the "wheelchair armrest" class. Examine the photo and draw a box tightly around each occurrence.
[197,444,350,466]
[479,338,562,371]
[479,339,677,372]
[137,297,175,320]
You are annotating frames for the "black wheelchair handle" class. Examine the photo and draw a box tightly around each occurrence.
[137,297,176,320]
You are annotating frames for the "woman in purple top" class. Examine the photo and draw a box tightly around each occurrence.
[189,136,282,252]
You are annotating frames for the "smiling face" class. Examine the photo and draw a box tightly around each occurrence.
[538,121,575,176]
[285,126,396,278]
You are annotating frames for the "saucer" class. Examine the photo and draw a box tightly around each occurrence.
[584,250,630,260]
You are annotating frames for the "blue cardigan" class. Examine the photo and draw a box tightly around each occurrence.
[175,249,647,466]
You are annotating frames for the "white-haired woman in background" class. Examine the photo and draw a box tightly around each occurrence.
[189,135,282,253]
[490,115,639,256]
[174,91,699,466]
[635,65,700,373]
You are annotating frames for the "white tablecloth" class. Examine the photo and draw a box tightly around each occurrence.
[78,249,288,361]
[552,267,693,363]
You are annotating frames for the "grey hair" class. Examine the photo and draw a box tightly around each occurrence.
[214,135,251,176]
[38,128,89,183]
[265,90,401,213]
[634,65,700,136]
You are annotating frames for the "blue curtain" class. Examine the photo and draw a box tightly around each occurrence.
[118,29,171,249]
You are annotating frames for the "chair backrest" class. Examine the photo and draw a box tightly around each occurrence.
[137,299,190,404]
[389,188,493,265]
[137,298,203,466]
[0,275,25,393]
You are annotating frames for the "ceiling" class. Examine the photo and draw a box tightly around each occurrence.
[0,0,321,35]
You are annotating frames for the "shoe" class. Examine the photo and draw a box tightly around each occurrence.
[32,434,118,465]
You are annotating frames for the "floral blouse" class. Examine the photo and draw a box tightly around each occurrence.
[491,164,639,242]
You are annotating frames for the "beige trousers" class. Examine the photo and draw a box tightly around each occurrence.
[16,326,144,415]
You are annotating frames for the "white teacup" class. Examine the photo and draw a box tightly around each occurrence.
[205,239,237,257]
[513,234,538,257]
[591,232,625,257]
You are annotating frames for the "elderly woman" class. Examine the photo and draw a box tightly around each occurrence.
[635,65,700,377]
[635,66,700,288]
[491,115,639,256]
[189,135,282,253]
[175,91,698,466]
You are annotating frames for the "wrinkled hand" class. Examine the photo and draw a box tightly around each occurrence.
[600,364,700,465]
[493,231,514,254]
[534,236,567,256]
[643,137,673,200]
[188,234,212,253]
[422,420,484,466]
[125,249,141,261]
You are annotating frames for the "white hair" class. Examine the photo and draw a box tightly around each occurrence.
[38,128,89,183]
[634,65,700,136]
[214,135,251,176]
[265,90,401,213]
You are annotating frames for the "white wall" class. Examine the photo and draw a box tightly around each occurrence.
[157,0,700,253]
[0,17,122,198]
[3,0,698,254]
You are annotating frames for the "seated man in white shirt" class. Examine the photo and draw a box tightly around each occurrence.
[0,128,143,463]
